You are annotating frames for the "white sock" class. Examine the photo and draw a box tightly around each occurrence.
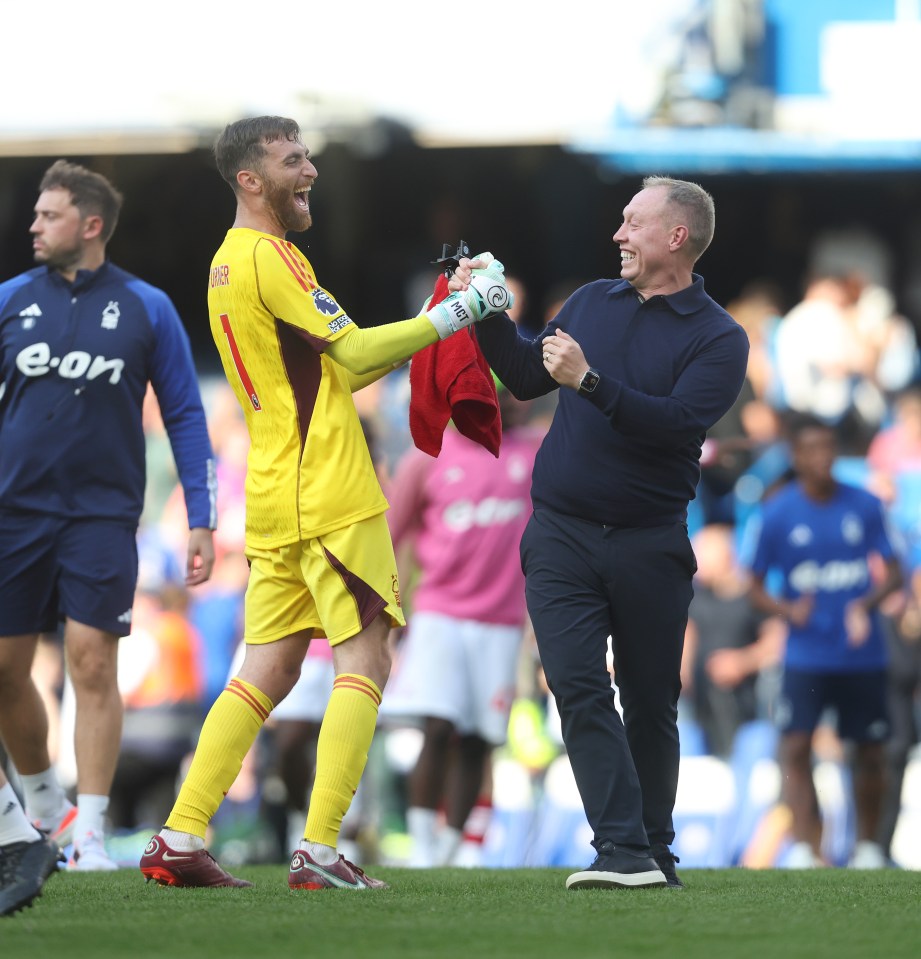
[0,784,43,844]
[435,826,463,867]
[301,840,338,866]
[18,769,68,822]
[407,806,439,868]
[287,810,307,852]
[74,793,110,845]
[160,828,205,851]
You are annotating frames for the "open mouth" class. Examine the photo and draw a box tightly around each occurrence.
[294,187,310,211]
[620,251,636,264]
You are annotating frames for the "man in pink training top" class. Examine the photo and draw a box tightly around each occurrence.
[380,387,542,866]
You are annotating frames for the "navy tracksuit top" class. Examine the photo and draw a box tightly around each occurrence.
[0,262,216,528]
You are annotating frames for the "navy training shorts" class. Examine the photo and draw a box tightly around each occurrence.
[776,666,890,743]
[0,508,139,636]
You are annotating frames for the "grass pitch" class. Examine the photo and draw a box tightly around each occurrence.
[3,866,919,959]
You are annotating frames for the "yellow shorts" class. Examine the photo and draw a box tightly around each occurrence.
[244,512,405,646]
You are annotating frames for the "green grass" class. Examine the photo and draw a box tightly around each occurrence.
[3,867,919,959]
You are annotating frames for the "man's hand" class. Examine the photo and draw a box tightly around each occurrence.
[186,527,215,586]
[784,593,814,627]
[425,252,513,339]
[845,599,871,647]
[541,329,589,390]
[448,252,499,292]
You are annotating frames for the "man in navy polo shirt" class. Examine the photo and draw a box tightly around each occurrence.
[0,160,216,873]
[475,176,749,889]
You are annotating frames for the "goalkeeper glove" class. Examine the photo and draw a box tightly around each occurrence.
[423,253,513,340]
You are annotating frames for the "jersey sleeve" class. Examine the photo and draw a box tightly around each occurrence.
[386,446,433,549]
[254,238,354,349]
[745,509,774,578]
[139,282,218,530]
[865,492,897,560]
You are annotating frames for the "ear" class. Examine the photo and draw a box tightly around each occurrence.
[669,224,689,253]
[82,215,105,242]
[236,168,263,195]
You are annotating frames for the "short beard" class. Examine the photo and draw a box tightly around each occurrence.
[264,177,311,234]
[34,244,83,275]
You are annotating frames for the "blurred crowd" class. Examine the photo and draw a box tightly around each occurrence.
[28,229,921,872]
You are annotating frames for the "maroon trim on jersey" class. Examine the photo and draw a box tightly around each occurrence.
[276,319,324,456]
[323,546,388,630]
[266,238,316,292]
[220,314,261,411]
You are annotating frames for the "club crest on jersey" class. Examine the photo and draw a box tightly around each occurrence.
[101,301,120,330]
[311,290,341,316]
[19,303,42,328]
[842,513,864,545]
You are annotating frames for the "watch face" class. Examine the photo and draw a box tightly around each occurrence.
[580,369,600,393]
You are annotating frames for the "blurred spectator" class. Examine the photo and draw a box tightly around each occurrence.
[683,524,783,758]
[876,570,921,866]
[773,273,880,453]
[866,386,921,496]
[504,274,529,330]
[724,279,786,408]
[746,414,903,869]
[110,575,204,832]
[380,388,542,867]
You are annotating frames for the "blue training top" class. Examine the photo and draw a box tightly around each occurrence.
[748,480,896,672]
[0,262,216,529]
[475,275,750,527]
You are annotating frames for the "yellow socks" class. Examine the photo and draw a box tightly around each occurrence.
[304,673,382,848]
[165,677,273,838]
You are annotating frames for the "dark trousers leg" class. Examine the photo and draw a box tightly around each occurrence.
[605,525,693,847]
[522,512,634,849]
[522,511,692,851]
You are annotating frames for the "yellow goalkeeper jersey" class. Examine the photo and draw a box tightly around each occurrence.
[208,228,388,550]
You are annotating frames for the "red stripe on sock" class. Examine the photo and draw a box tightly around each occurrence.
[333,675,382,706]
[226,679,270,722]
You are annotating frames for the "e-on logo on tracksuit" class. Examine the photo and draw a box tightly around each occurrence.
[15,342,125,384]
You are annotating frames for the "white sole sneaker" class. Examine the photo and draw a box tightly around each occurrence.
[69,834,119,871]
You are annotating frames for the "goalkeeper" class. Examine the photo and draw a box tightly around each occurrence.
[140,115,511,891]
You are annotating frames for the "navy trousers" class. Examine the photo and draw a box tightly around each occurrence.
[520,508,695,850]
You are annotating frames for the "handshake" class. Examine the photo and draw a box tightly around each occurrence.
[424,252,514,340]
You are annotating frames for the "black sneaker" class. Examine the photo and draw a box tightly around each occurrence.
[566,841,667,890]
[0,837,61,917]
[650,842,684,888]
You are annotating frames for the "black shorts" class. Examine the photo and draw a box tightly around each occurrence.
[0,508,138,636]
[777,666,890,743]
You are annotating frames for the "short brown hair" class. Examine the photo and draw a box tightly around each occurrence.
[40,160,124,243]
[214,116,303,190]
[642,176,715,262]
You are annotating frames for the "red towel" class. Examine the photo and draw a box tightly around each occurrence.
[409,274,502,458]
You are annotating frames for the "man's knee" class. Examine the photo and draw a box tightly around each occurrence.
[0,634,41,684]
[333,615,392,688]
[65,630,118,694]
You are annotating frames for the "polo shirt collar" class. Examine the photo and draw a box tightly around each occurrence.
[612,274,708,315]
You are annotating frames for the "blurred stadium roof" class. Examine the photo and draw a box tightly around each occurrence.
[3,0,920,172]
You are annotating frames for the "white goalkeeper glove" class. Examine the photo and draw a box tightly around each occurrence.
[423,252,513,340]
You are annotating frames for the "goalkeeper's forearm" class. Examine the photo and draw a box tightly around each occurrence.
[326,315,438,375]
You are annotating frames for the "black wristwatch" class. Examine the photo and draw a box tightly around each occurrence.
[578,367,600,395]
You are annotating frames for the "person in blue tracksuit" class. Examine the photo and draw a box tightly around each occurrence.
[475,177,749,889]
[0,160,216,873]
[747,414,903,869]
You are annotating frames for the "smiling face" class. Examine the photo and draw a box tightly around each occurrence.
[611,185,686,297]
[255,136,317,236]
